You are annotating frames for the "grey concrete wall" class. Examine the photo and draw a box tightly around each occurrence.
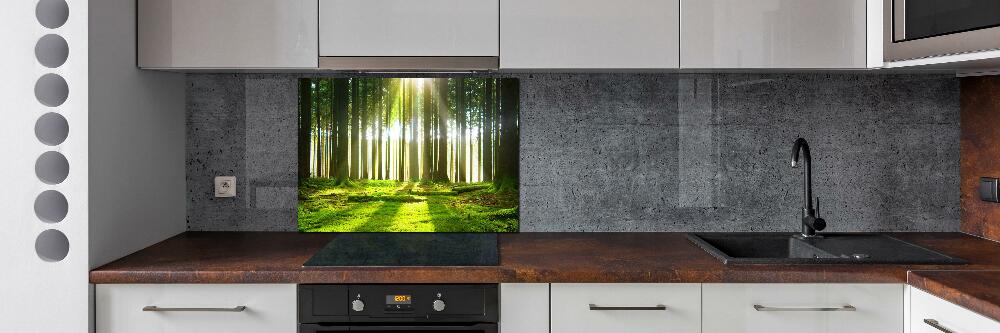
[186,73,960,232]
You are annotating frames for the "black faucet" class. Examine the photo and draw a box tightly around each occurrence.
[791,138,826,238]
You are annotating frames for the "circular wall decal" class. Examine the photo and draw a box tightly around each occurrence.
[34,190,68,223]
[35,34,69,68]
[34,73,69,107]
[35,151,69,184]
[35,229,70,262]
[36,0,70,29]
[35,112,69,146]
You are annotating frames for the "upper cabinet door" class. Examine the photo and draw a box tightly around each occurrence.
[501,0,680,69]
[680,0,868,69]
[138,0,318,69]
[319,0,500,57]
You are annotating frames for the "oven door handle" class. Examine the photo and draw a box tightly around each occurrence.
[347,323,497,331]
[299,323,498,332]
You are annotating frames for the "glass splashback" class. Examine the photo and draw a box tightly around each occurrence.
[297,78,519,233]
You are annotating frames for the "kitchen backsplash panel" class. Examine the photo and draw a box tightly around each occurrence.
[186,73,959,232]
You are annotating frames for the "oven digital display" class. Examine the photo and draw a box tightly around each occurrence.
[386,295,412,305]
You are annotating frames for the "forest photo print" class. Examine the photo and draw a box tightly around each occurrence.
[297,78,519,232]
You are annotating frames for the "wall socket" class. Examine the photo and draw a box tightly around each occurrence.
[215,176,236,198]
[980,177,999,203]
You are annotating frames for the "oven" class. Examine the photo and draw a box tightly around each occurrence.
[299,284,498,333]
[884,0,1000,61]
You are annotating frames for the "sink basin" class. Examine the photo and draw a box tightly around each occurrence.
[687,233,966,265]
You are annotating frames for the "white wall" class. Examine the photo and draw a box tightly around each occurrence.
[0,0,185,331]
[88,0,186,269]
[0,0,90,331]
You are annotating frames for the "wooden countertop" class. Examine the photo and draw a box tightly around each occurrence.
[91,232,1000,284]
[90,232,1000,321]
[908,270,1000,323]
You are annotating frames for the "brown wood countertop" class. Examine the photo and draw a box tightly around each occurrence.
[908,270,1000,323]
[90,232,1000,285]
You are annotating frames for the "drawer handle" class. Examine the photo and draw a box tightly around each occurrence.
[923,319,955,333]
[753,304,856,312]
[142,306,247,312]
[589,304,667,311]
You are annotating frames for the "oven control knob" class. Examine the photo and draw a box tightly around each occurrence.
[351,299,365,312]
[432,299,446,312]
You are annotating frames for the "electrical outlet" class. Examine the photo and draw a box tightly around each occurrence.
[981,177,999,202]
[215,176,236,198]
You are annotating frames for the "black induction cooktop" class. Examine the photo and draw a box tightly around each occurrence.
[303,233,500,267]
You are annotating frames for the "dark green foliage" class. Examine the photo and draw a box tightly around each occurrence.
[451,184,491,193]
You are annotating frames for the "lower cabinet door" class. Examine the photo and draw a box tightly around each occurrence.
[550,283,701,333]
[500,283,549,333]
[96,284,297,333]
[910,287,1000,333]
[702,283,904,333]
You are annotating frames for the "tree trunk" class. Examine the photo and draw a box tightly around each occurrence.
[383,81,390,180]
[421,80,433,180]
[456,79,467,182]
[376,80,384,180]
[360,80,368,180]
[482,79,494,182]
[396,79,409,180]
[496,79,519,188]
[435,79,450,181]
[408,80,419,181]
[350,78,360,180]
[316,80,325,178]
[332,79,349,182]
[298,79,312,180]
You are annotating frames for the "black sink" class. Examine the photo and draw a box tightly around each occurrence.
[687,233,966,265]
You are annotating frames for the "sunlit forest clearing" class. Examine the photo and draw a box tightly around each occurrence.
[297,78,519,232]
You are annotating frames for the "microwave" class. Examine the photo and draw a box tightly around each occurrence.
[884,0,1000,62]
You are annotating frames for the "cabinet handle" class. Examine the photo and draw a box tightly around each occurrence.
[753,304,856,312]
[142,306,247,312]
[923,319,955,333]
[588,304,667,311]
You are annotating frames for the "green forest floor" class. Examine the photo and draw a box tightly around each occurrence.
[298,179,519,232]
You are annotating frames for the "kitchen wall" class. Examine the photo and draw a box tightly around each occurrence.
[186,73,960,232]
[960,76,1000,242]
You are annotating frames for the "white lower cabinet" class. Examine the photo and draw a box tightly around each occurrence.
[550,283,701,333]
[910,287,1000,333]
[96,284,297,333]
[702,283,904,333]
[500,283,549,333]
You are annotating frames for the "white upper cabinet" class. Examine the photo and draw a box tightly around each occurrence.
[680,0,870,69]
[138,0,318,69]
[500,0,680,69]
[319,0,500,57]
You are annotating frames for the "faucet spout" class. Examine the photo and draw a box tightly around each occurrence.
[791,138,825,237]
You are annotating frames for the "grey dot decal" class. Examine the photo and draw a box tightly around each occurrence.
[35,229,69,262]
[35,151,69,184]
[36,0,69,29]
[34,73,69,107]
[34,190,68,223]
[35,34,69,68]
[35,112,69,146]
